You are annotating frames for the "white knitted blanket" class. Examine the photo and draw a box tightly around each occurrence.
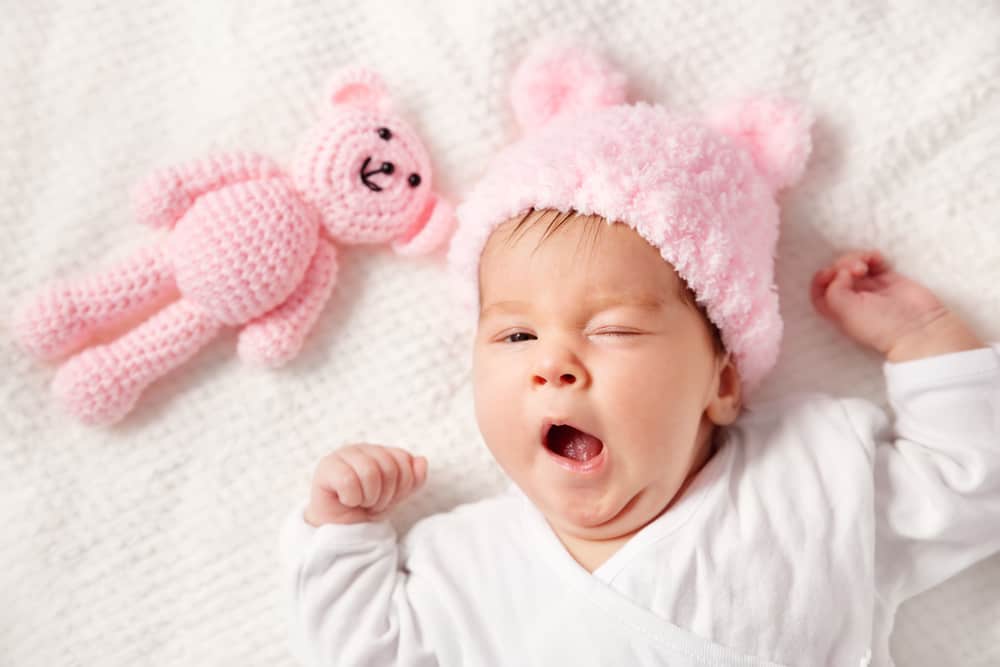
[2,2,998,665]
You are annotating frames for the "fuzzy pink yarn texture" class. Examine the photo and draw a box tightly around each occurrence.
[13,66,455,426]
[448,41,814,396]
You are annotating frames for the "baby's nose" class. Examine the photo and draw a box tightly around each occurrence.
[532,351,587,388]
[533,371,577,387]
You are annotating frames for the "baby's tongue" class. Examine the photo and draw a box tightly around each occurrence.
[548,425,603,462]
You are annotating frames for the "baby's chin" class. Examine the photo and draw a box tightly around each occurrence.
[541,485,662,540]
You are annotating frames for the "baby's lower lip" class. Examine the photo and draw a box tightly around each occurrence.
[543,444,607,474]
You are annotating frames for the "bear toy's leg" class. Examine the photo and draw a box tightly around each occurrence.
[13,245,177,361]
[51,298,221,425]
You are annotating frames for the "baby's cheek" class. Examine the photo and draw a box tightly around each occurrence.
[473,358,523,441]
[474,362,510,410]
[472,359,499,419]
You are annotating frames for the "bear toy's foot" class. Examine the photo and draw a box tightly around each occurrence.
[51,299,222,425]
[52,347,144,426]
[14,290,92,362]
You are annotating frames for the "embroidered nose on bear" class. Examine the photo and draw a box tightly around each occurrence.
[360,157,396,191]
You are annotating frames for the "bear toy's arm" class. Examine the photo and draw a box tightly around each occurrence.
[237,237,339,368]
[132,151,284,229]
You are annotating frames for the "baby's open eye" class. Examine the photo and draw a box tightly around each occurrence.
[503,332,536,343]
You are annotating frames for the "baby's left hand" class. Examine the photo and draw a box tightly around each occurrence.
[810,249,951,356]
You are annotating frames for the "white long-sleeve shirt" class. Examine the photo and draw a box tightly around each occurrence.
[280,343,1000,667]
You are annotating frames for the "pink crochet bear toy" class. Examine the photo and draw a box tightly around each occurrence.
[14,66,455,426]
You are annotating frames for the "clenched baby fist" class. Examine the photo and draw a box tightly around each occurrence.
[304,444,429,526]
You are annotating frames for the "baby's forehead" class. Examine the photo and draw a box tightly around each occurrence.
[478,212,688,306]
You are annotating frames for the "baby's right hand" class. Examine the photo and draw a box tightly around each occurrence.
[304,444,429,526]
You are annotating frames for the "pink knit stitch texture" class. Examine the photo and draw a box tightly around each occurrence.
[448,41,813,396]
[14,66,455,425]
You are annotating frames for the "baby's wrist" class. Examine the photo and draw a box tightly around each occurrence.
[886,310,985,363]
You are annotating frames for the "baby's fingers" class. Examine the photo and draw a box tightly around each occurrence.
[339,447,397,509]
[812,266,862,321]
[306,445,429,526]
[811,249,890,317]
[383,447,429,502]
[821,268,860,313]
[830,249,888,277]
[349,447,428,515]
[367,447,403,514]
[314,453,365,508]
[414,456,428,487]
[810,268,838,319]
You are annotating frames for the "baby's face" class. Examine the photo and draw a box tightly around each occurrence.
[473,214,739,546]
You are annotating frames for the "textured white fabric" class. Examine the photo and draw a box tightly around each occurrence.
[279,345,1000,667]
[1,2,998,666]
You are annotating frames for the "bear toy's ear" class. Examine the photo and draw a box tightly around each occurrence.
[510,39,627,132]
[704,95,814,193]
[327,65,392,111]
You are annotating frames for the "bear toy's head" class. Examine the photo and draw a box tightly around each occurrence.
[292,66,454,256]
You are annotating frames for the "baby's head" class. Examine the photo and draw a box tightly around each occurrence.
[474,207,738,543]
[448,40,812,548]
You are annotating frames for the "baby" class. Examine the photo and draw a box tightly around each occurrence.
[280,42,999,666]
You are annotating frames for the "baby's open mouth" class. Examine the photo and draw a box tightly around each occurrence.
[544,424,605,462]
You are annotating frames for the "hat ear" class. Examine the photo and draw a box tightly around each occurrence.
[705,96,814,192]
[510,39,627,132]
[327,65,391,110]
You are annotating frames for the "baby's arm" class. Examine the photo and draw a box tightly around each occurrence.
[812,250,1000,601]
[280,444,435,666]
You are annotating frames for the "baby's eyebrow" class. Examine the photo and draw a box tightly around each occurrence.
[480,294,666,319]
[479,300,530,319]
[586,293,667,312]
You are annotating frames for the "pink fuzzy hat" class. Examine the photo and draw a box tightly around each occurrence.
[448,40,814,395]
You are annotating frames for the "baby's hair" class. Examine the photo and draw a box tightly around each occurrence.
[503,208,726,359]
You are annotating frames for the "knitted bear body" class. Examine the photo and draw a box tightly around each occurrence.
[169,176,320,325]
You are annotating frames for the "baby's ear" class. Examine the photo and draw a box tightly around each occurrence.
[510,39,627,132]
[326,65,392,111]
[705,96,814,192]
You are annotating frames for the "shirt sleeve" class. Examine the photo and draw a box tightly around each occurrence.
[841,342,1000,605]
[278,501,439,667]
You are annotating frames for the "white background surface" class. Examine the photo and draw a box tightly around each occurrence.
[1,1,998,665]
